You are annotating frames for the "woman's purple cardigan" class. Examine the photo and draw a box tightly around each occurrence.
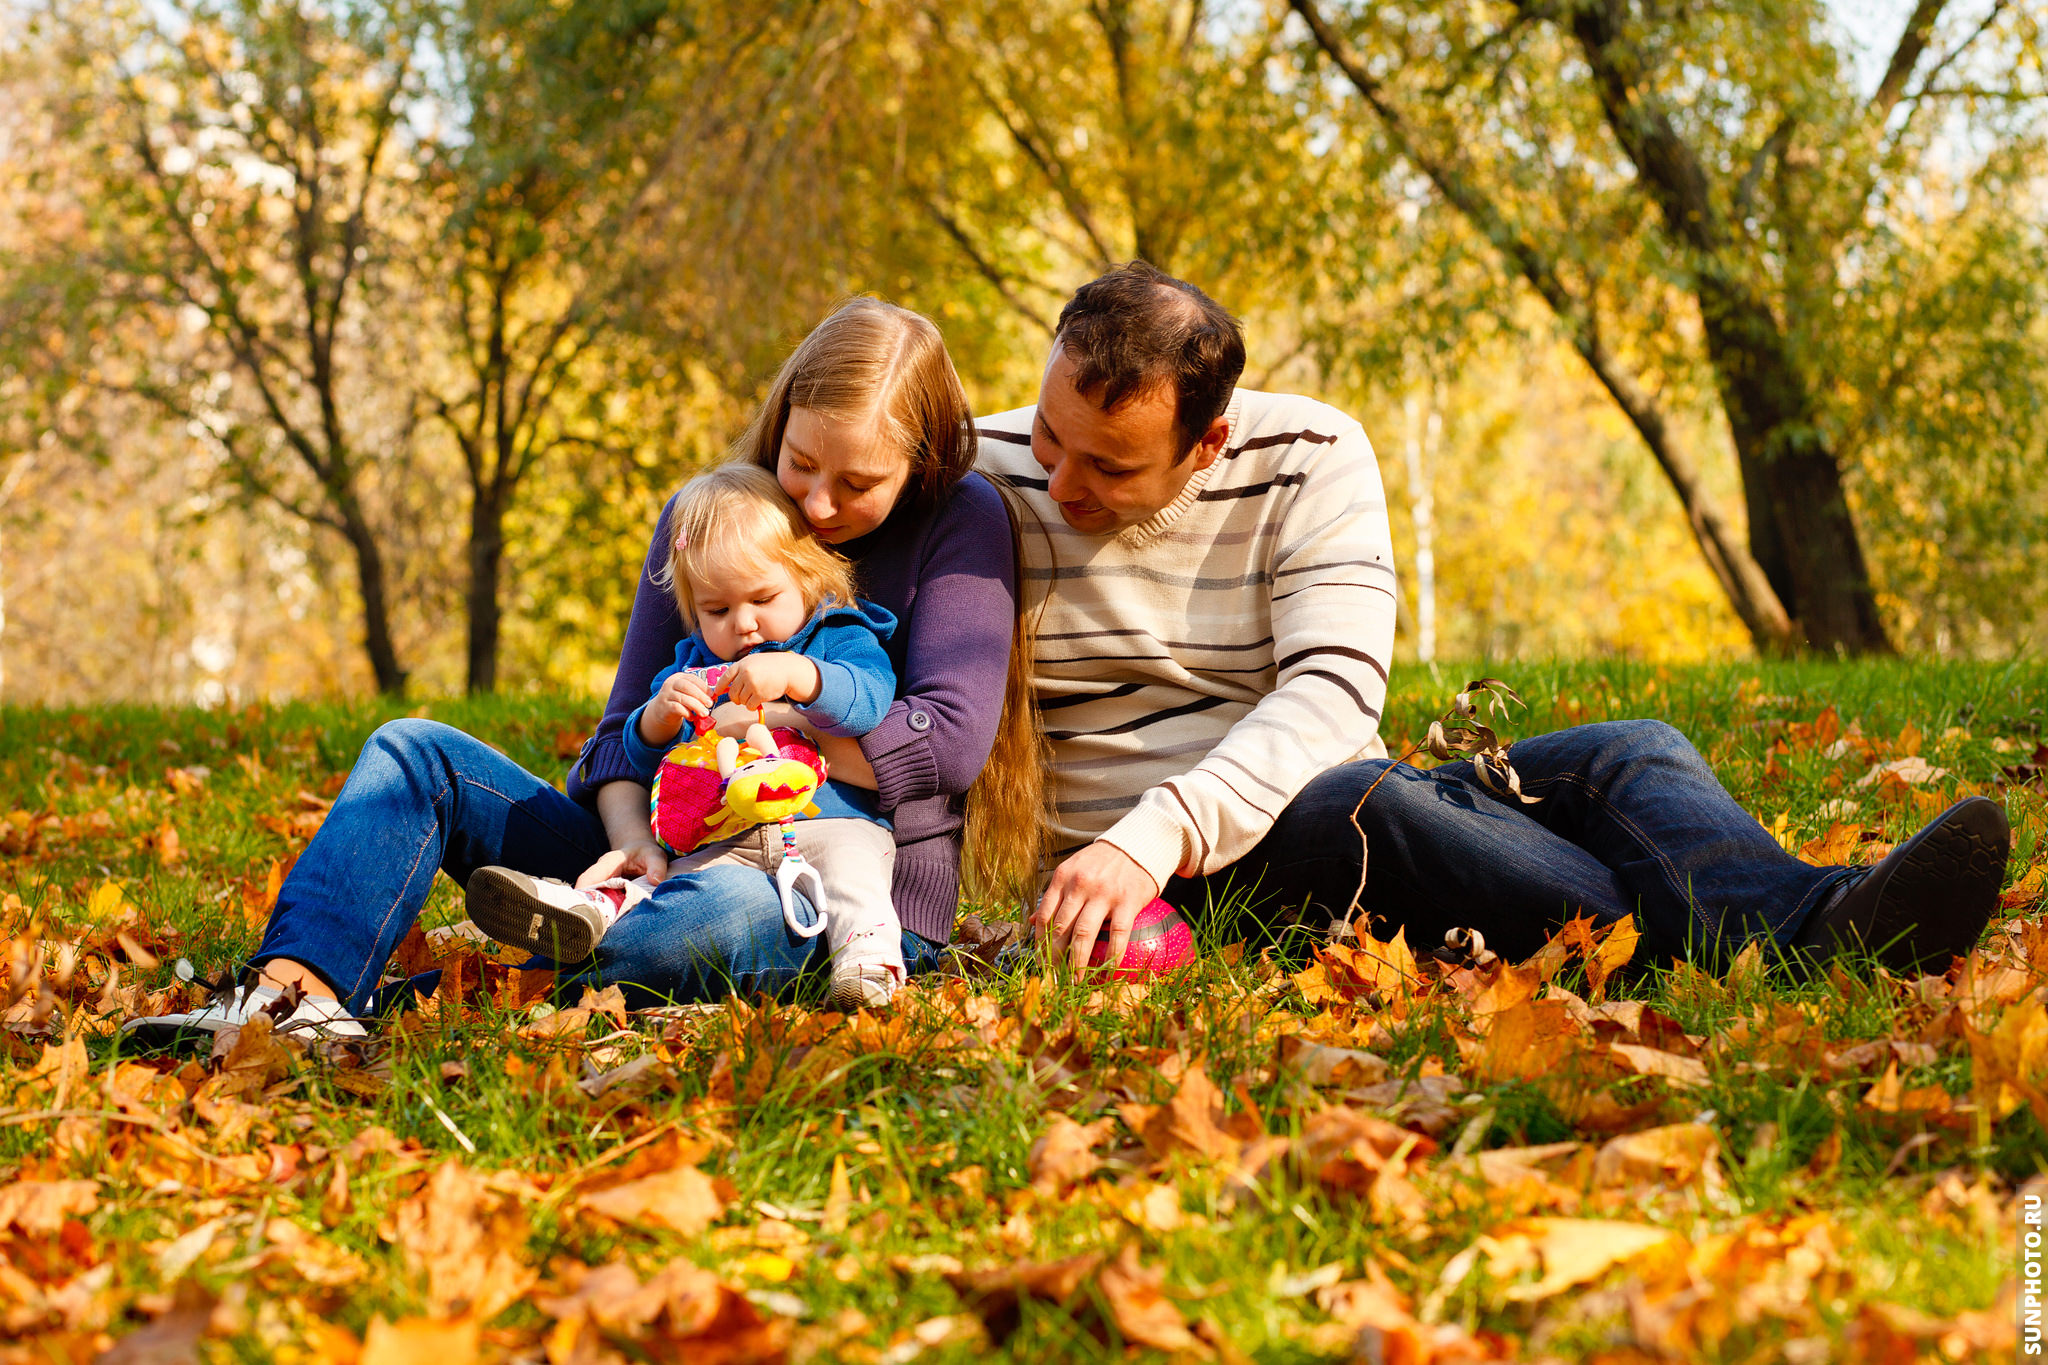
[567,472,1017,944]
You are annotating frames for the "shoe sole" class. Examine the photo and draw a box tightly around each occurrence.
[466,866,601,962]
[1856,796,2010,972]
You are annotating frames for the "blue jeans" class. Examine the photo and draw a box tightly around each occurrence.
[1170,719,1854,967]
[252,719,943,1014]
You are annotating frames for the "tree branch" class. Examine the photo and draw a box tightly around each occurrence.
[1873,0,1951,120]
[916,192,1058,335]
[1290,0,1795,650]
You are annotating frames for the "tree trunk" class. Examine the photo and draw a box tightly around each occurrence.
[1401,392,1438,663]
[0,454,34,700]
[1286,0,1800,657]
[1562,0,1894,655]
[467,487,505,694]
[1693,279,1894,653]
[336,497,407,695]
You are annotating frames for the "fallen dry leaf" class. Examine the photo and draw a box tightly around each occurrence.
[577,1160,727,1237]
[1279,1037,1390,1088]
[1097,1243,1205,1354]
[1591,1123,1722,1196]
[1458,1217,1681,1302]
[359,1313,479,1365]
[1607,1042,1710,1089]
[2002,864,2046,911]
[387,1163,534,1321]
[1028,1113,1116,1195]
[944,1252,1103,1343]
[1120,1061,1242,1163]
[0,1179,99,1235]
[538,1257,792,1362]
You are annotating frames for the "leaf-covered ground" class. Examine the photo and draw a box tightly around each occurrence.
[2,659,2045,1364]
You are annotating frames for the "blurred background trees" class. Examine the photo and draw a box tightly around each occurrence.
[2,0,2043,703]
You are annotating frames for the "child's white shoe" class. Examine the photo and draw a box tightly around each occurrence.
[465,866,652,961]
[828,927,906,1011]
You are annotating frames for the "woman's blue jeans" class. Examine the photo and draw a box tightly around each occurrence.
[1171,719,1854,967]
[251,719,942,1014]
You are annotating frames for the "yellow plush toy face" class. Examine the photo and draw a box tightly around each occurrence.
[717,753,822,830]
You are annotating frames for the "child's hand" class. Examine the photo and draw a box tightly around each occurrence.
[639,671,716,746]
[726,653,822,709]
[575,841,668,889]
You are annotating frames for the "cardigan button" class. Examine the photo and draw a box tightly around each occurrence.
[908,710,932,732]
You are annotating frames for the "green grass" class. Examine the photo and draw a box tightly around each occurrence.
[2,659,2044,1362]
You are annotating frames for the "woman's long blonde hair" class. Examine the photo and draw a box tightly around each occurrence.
[738,297,1046,906]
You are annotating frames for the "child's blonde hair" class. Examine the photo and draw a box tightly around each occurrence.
[659,464,854,630]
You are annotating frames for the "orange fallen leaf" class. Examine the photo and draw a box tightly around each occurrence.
[0,1180,100,1235]
[1120,1061,1241,1163]
[1608,1042,1710,1089]
[359,1314,479,1365]
[1798,822,1864,867]
[577,1161,727,1237]
[1462,1217,1681,1302]
[1279,1037,1390,1088]
[539,1257,796,1361]
[944,1252,1103,1342]
[1028,1113,1116,1195]
[1460,998,1577,1084]
[1591,1123,1722,1195]
[2002,864,2046,911]
[1097,1243,1204,1354]
[1587,917,1641,1000]
[388,1163,534,1320]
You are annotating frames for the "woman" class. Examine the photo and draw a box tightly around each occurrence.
[133,299,1030,1036]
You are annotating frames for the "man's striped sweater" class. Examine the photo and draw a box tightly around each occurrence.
[975,388,1398,891]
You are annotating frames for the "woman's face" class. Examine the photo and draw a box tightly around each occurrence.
[777,405,914,545]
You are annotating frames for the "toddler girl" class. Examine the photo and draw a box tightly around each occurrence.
[466,464,907,1008]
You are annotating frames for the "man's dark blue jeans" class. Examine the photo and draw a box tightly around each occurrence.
[1169,719,1854,966]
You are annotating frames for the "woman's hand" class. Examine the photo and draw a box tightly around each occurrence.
[640,671,715,746]
[575,839,669,889]
[726,653,821,709]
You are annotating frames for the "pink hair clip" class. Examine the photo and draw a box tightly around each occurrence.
[674,527,689,552]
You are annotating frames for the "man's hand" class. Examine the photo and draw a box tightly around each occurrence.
[640,671,716,746]
[1033,840,1160,971]
[726,653,822,710]
[575,839,669,889]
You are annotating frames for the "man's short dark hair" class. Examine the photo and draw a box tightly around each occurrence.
[1054,261,1247,460]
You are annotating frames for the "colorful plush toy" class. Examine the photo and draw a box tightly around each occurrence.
[648,664,828,853]
[647,664,831,936]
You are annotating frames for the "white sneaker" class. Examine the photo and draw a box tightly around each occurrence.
[465,866,650,961]
[828,928,906,1011]
[123,982,367,1045]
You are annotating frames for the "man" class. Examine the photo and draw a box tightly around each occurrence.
[976,262,2011,973]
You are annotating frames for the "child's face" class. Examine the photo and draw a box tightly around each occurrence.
[689,558,811,661]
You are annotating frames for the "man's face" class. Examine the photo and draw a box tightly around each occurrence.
[1031,345,1226,534]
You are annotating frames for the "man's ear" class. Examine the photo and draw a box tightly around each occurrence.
[1187,413,1231,471]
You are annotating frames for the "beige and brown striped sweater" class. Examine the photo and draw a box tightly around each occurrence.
[975,388,1397,891]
